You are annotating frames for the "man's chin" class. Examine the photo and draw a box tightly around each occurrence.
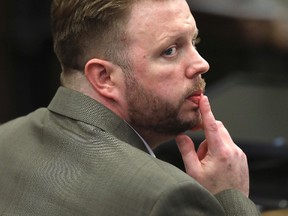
[185,116,202,132]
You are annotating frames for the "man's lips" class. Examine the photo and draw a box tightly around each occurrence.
[187,90,203,105]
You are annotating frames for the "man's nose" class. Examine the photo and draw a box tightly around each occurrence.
[185,48,210,78]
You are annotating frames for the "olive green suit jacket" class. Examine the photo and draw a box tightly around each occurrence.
[0,87,260,215]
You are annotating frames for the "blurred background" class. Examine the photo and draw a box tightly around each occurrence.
[0,0,287,214]
[0,0,59,123]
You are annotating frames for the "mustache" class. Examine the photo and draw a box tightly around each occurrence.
[185,77,206,98]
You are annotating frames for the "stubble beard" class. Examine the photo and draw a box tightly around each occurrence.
[125,73,206,136]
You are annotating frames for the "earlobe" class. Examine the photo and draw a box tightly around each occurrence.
[84,58,116,98]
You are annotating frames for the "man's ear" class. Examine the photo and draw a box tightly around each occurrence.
[84,58,121,99]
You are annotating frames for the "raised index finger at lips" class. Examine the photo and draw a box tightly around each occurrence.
[199,95,222,147]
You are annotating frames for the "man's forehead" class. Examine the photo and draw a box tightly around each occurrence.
[124,0,197,51]
[127,0,194,30]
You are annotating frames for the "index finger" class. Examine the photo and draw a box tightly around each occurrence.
[199,95,221,147]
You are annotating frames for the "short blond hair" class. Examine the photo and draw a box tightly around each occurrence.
[51,0,135,71]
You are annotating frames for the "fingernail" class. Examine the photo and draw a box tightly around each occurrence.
[202,95,208,104]
[200,95,211,109]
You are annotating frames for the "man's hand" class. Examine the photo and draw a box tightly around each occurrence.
[175,95,249,197]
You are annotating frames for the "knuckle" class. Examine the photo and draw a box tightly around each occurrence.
[217,147,231,161]
[216,120,224,127]
[207,121,218,132]
[207,121,225,133]
[218,144,244,160]
[235,145,246,157]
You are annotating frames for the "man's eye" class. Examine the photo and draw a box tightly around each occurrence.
[162,46,177,57]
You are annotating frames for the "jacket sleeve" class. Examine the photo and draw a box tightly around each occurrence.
[215,189,261,216]
[149,181,261,216]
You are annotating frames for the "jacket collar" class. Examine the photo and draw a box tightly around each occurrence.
[48,87,149,154]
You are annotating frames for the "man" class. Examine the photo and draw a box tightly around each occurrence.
[0,0,261,215]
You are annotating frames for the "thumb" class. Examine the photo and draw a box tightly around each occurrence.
[175,134,201,175]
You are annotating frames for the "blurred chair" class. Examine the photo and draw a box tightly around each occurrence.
[262,208,288,216]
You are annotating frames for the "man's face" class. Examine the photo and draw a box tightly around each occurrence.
[123,0,209,143]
